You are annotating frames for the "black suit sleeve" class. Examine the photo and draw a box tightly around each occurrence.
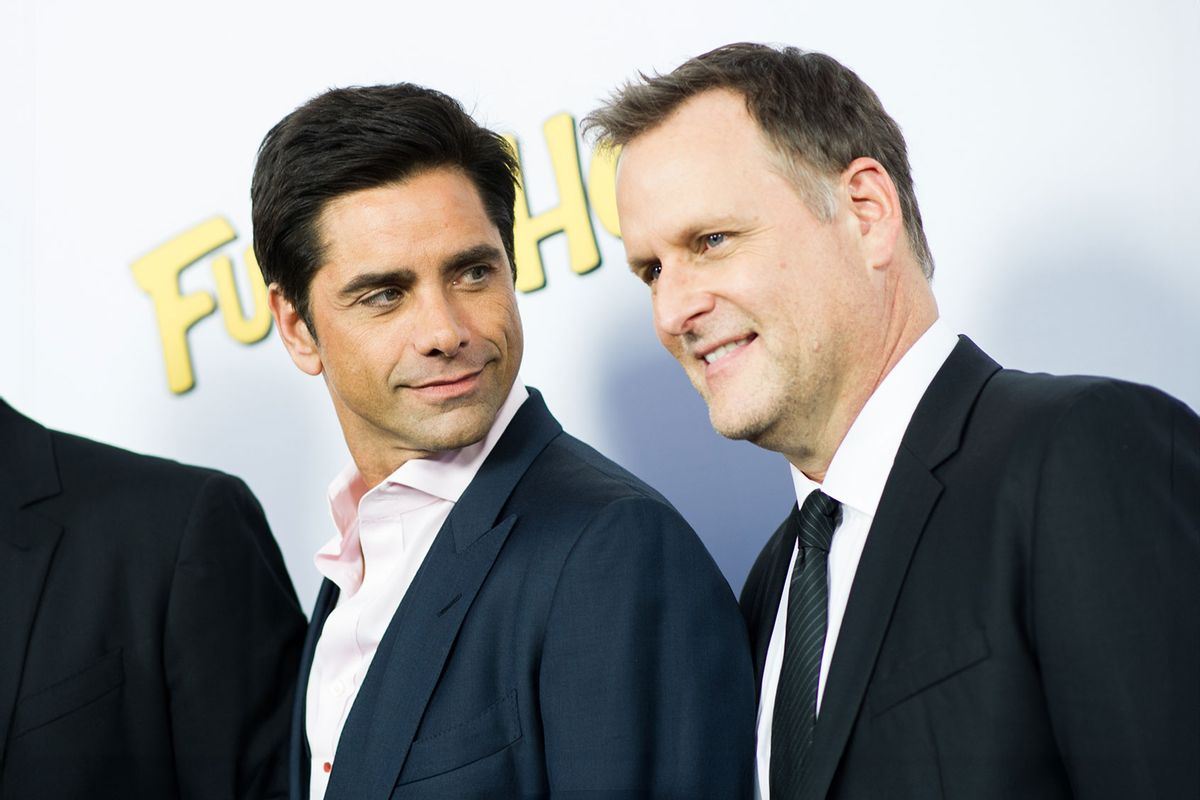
[538,496,757,799]
[162,473,307,799]
[1031,383,1200,798]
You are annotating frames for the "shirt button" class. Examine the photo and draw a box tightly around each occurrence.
[323,761,332,773]
[331,680,346,697]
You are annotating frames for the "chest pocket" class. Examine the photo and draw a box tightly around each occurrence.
[397,689,523,785]
[12,648,125,738]
[868,628,990,718]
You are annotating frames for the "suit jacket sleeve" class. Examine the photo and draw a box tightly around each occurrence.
[162,473,307,799]
[1031,382,1200,798]
[537,496,757,799]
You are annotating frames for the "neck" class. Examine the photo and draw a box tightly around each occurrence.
[789,272,939,483]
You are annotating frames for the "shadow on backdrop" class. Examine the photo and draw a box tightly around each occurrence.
[596,306,794,596]
[974,233,1199,415]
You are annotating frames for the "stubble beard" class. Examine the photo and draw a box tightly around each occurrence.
[699,361,823,463]
[700,370,787,446]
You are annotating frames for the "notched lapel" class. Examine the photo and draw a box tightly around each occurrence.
[326,514,518,800]
[319,389,562,799]
[800,337,1001,799]
[801,456,942,799]
[291,579,340,800]
[743,509,799,696]
[0,403,64,763]
[0,510,64,763]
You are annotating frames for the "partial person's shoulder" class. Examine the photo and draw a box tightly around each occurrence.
[50,426,238,500]
[42,428,268,560]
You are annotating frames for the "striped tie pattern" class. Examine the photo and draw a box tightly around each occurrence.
[770,489,842,799]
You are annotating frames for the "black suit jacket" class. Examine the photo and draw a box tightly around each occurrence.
[293,389,757,799]
[0,399,307,799]
[741,338,1200,799]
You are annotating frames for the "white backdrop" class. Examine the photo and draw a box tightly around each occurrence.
[3,0,1197,607]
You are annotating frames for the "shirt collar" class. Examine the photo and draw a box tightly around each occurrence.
[792,320,958,517]
[380,380,529,503]
[325,380,530,539]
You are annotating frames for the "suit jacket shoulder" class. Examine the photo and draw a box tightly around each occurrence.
[796,341,1200,800]
[317,390,757,800]
[0,399,305,800]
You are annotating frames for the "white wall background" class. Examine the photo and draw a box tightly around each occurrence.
[2,0,1197,607]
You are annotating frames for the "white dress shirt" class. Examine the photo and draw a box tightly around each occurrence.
[306,382,529,800]
[754,321,958,800]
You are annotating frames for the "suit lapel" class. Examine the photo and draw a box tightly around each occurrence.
[0,401,63,764]
[325,390,562,800]
[742,509,799,696]
[290,578,339,800]
[801,338,1001,799]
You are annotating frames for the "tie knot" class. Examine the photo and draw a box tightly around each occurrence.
[797,489,841,552]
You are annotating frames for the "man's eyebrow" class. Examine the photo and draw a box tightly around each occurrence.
[335,244,505,299]
[627,255,659,274]
[441,243,506,275]
[337,269,417,298]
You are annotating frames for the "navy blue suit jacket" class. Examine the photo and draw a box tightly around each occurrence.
[741,338,1200,799]
[292,390,756,799]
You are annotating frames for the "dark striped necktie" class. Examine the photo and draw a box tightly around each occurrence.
[770,489,842,799]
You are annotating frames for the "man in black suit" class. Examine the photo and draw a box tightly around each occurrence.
[587,42,1200,799]
[0,398,306,799]
[251,84,755,799]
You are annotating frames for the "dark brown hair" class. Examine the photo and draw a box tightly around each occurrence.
[251,84,520,329]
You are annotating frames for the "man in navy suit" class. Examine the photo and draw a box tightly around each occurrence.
[587,43,1199,799]
[251,84,755,799]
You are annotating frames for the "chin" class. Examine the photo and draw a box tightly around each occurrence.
[419,408,497,452]
[708,404,771,444]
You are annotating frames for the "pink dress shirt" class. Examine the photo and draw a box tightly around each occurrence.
[306,382,529,800]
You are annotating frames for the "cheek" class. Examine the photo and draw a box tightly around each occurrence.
[655,328,689,365]
[473,292,523,348]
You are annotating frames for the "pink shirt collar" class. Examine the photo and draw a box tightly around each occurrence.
[315,381,530,595]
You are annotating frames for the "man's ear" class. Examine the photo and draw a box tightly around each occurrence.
[268,284,323,376]
[843,156,903,270]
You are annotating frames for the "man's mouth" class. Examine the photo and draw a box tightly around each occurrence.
[405,366,489,399]
[411,369,483,389]
[701,335,755,365]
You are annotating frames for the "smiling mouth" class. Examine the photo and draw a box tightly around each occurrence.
[403,366,491,401]
[701,335,755,365]
[412,370,482,389]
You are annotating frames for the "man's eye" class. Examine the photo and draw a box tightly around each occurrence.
[642,263,662,286]
[703,233,726,249]
[459,265,492,284]
[362,287,403,307]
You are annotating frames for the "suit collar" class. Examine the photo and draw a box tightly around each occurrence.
[446,387,560,551]
[290,579,339,800]
[314,389,561,799]
[0,399,64,765]
[0,399,61,511]
[801,337,1000,799]
[902,337,1002,470]
[744,508,799,696]
[797,319,959,519]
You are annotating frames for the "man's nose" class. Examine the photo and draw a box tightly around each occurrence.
[413,291,469,357]
[653,261,715,339]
